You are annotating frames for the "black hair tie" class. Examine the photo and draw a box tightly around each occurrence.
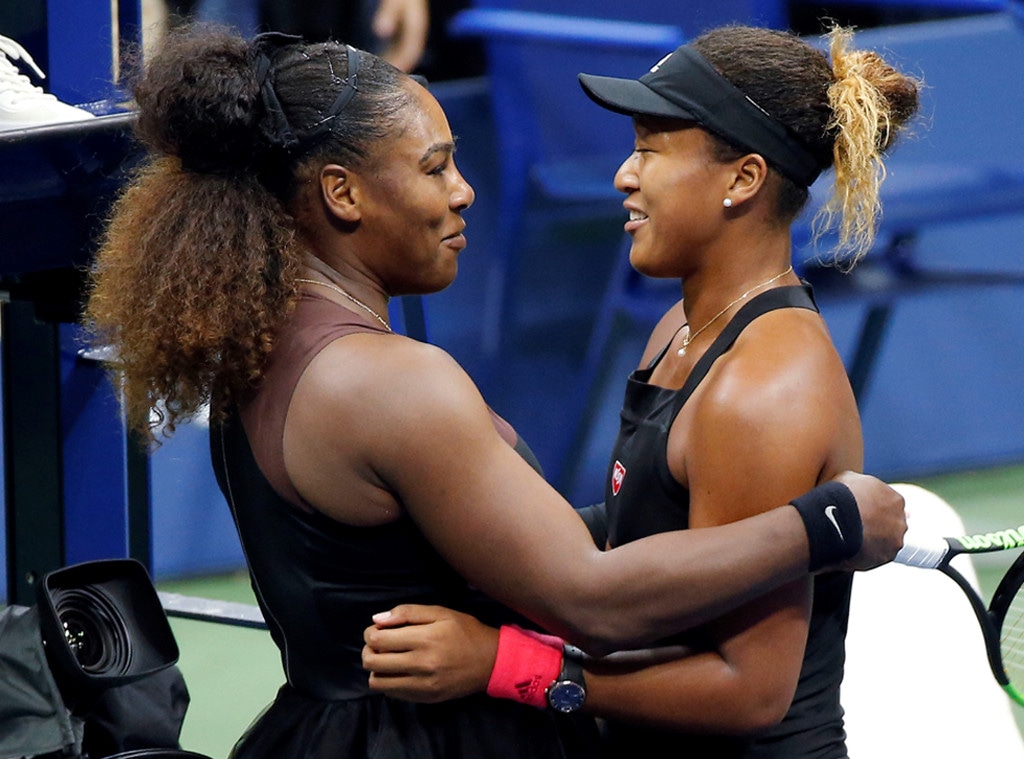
[252,31,304,153]
[305,44,361,142]
[251,34,364,156]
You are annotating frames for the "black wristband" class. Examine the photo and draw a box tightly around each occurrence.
[791,481,863,572]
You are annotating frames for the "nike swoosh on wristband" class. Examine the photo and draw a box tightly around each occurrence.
[824,504,844,540]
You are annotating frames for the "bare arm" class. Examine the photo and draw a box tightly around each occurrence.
[362,311,897,727]
[288,335,901,652]
[363,317,867,729]
[363,598,798,733]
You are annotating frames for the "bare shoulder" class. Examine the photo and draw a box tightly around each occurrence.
[284,333,499,520]
[289,332,499,467]
[679,305,864,524]
[294,332,482,419]
[682,306,861,516]
[704,306,853,424]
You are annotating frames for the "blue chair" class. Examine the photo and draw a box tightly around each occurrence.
[470,0,786,31]
[448,7,686,360]
[803,0,1006,12]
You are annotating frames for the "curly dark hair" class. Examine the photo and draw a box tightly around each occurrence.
[84,25,412,440]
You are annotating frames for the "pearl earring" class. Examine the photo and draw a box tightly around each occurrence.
[723,197,733,208]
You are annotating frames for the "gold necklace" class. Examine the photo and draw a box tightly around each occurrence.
[677,265,793,357]
[296,278,392,332]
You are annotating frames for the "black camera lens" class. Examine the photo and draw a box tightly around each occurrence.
[51,586,133,676]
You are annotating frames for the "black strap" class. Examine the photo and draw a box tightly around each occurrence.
[671,284,818,416]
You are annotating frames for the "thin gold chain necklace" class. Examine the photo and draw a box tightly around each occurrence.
[296,278,392,332]
[677,265,793,357]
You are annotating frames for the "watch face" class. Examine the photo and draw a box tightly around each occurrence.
[547,680,587,713]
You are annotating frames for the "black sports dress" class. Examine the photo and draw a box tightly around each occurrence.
[210,293,601,759]
[601,285,853,759]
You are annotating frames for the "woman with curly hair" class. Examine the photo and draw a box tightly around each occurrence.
[85,24,906,758]
[363,24,921,758]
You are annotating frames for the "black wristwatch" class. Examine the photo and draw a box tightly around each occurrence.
[546,644,587,713]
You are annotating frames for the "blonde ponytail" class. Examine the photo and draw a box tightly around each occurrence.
[815,26,920,268]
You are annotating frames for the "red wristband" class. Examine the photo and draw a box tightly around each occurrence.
[486,625,563,708]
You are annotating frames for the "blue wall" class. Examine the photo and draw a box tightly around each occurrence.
[815,14,1024,476]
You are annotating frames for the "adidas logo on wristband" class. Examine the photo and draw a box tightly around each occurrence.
[515,675,544,703]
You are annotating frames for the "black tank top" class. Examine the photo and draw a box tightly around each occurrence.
[208,296,601,758]
[603,284,853,759]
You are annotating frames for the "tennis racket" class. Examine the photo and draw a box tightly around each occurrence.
[896,524,1024,706]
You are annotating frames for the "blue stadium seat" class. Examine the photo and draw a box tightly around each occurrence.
[448,7,685,359]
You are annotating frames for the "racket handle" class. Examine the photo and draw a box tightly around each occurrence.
[895,534,950,569]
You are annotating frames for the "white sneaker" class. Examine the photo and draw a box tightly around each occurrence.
[0,34,96,131]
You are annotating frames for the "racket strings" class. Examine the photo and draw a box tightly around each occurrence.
[1000,588,1024,692]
